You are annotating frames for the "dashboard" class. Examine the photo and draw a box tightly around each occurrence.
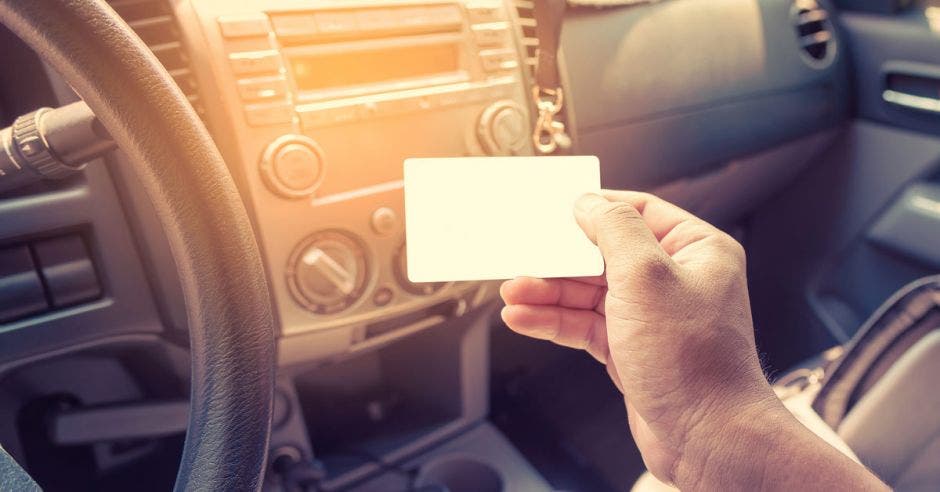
[0,0,850,367]
[170,0,538,363]
[0,2,867,487]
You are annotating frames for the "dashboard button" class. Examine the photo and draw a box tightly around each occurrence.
[298,107,330,129]
[260,135,326,198]
[478,100,528,155]
[355,9,396,31]
[429,5,464,26]
[274,144,322,192]
[467,2,504,23]
[397,7,434,27]
[480,49,518,72]
[245,102,293,126]
[471,23,509,46]
[218,15,271,38]
[0,245,48,323]
[370,207,399,236]
[328,106,359,125]
[271,13,319,38]
[238,75,289,101]
[32,235,101,309]
[229,50,281,75]
[373,287,394,307]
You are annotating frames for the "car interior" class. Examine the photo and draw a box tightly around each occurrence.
[0,0,938,490]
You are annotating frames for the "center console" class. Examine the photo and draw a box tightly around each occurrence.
[172,0,534,361]
[165,2,548,490]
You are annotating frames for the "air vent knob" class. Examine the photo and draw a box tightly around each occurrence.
[287,231,369,314]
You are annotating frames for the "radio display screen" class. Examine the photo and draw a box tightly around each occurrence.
[290,44,460,91]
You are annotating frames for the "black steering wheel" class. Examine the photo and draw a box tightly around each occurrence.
[0,0,277,490]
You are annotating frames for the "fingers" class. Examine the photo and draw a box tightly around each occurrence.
[574,193,675,286]
[501,304,609,363]
[599,190,708,244]
[580,191,730,261]
[501,277,605,312]
[600,191,740,263]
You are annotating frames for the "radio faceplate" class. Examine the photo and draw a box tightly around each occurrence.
[177,0,532,339]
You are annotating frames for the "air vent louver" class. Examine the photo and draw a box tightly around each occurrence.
[792,0,835,66]
[512,0,539,77]
[108,0,205,117]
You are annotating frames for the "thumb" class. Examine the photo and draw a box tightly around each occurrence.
[574,193,675,286]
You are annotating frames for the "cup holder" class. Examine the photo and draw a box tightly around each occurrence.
[414,454,504,492]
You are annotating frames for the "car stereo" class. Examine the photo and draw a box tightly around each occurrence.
[177,0,533,341]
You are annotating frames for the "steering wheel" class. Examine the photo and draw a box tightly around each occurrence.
[0,0,277,490]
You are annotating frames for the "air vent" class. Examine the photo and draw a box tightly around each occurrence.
[512,0,539,77]
[107,0,205,117]
[792,0,836,66]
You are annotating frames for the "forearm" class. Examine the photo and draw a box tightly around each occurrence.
[676,399,889,491]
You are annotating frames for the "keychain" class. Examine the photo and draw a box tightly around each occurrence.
[532,86,572,154]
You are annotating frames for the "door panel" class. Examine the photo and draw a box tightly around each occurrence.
[748,0,940,369]
[840,7,940,135]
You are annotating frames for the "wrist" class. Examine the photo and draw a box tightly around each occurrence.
[671,389,790,490]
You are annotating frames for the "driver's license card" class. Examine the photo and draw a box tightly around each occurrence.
[403,156,604,282]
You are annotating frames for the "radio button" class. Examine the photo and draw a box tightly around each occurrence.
[218,15,271,38]
[271,13,319,38]
[436,90,465,108]
[298,108,330,129]
[229,50,281,75]
[397,7,434,27]
[472,23,510,46]
[328,106,359,125]
[478,100,528,155]
[261,135,326,198]
[238,75,289,101]
[245,102,293,126]
[315,11,358,34]
[467,2,504,23]
[429,5,465,26]
[370,207,399,236]
[355,9,397,31]
[274,144,322,192]
[481,49,518,72]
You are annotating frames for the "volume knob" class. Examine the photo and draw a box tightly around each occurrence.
[260,134,325,198]
[477,100,528,155]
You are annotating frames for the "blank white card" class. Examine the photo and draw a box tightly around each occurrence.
[404,156,604,282]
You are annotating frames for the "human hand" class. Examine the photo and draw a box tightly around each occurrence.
[499,191,781,487]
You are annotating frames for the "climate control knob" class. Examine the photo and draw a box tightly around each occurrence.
[260,134,325,198]
[394,243,447,296]
[287,231,369,314]
[477,100,528,155]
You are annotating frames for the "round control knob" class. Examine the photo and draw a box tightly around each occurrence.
[394,243,447,296]
[477,100,528,156]
[260,134,325,198]
[287,230,370,314]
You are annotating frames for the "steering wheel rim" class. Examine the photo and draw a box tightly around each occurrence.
[0,0,277,490]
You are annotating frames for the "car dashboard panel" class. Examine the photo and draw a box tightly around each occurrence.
[563,0,848,188]
[0,0,849,366]
[160,0,540,364]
